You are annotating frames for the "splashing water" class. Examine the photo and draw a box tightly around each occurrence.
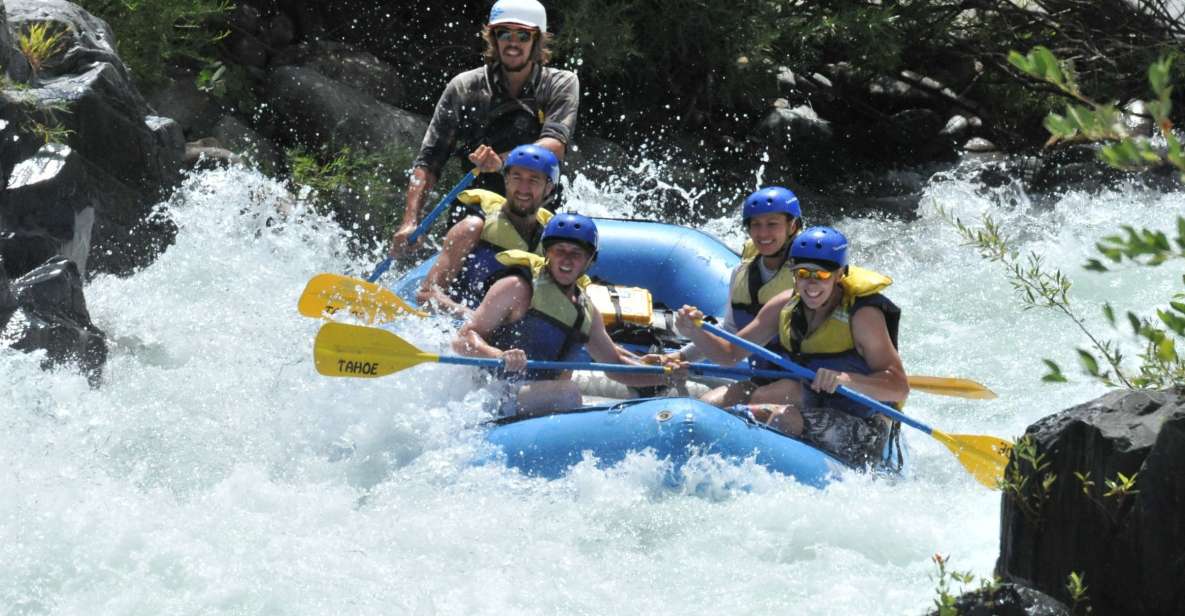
[2,163,1182,614]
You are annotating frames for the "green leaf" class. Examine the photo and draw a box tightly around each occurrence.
[1044,113,1075,138]
[1042,359,1068,383]
[1171,300,1185,315]
[1008,50,1034,75]
[1149,57,1172,95]
[1034,46,1064,85]
[1102,303,1116,325]
[1156,337,1177,363]
[1128,312,1144,335]
[1159,308,1185,335]
[1077,349,1101,376]
[1177,216,1185,252]
[1084,258,1108,272]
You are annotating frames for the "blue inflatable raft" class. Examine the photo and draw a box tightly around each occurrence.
[394,218,906,487]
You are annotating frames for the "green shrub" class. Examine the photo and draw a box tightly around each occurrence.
[75,0,232,88]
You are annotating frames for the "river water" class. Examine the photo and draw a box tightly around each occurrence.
[2,163,1182,614]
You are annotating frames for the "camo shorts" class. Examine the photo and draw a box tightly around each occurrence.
[799,407,892,468]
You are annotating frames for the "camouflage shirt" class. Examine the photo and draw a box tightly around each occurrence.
[412,63,580,178]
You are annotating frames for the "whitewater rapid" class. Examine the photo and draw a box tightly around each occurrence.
[2,164,1182,614]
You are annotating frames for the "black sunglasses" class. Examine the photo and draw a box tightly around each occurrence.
[494,29,534,43]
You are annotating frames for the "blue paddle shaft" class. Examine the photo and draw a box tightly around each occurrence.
[407,170,479,245]
[437,354,668,375]
[699,322,932,435]
[367,171,479,284]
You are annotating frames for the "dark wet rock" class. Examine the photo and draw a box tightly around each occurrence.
[228,3,262,35]
[271,41,406,108]
[212,114,281,174]
[264,13,296,48]
[263,64,426,154]
[928,582,1070,616]
[145,68,224,139]
[6,0,130,83]
[0,232,58,280]
[3,143,175,277]
[0,256,107,385]
[0,253,16,315]
[0,1,31,82]
[1025,144,1131,194]
[997,388,1185,615]
[227,29,270,68]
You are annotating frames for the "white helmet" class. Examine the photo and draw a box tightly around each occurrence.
[489,0,547,33]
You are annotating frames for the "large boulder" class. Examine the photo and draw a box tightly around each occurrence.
[997,388,1185,615]
[0,0,31,82]
[0,256,106,385]
[264,64,426,154]
[4,142,172,277]
[1,0,185,278]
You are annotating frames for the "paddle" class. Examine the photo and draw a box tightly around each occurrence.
[696,320,1010,489]
[297,171,482,322]
[693,365,995,400]
[314,322,672,379]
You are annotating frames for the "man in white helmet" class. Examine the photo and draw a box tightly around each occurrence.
[389,0,579,257]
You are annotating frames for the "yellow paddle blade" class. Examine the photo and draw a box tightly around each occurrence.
[313,322,439,378]
[931,430,1012,489]
[298,273,428,323]
[907,375,997,400]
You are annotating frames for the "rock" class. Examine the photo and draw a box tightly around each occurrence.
[263,64,426,154]
[212,114,282,174]
[0,1,31,82]
[227,29,269,68]
[1026,144,1130,193]
[963,137,997,152]
[997,388,1185,615]
[184,139,243,168]
[264,13,296,49]
[4,143,175,277]
[929,583,1069,616]
[145,68,224,139]
[272,41,406,108]
[6,0,131,83]
[0,252,17,316]
[755,104,835,149]
[228,3,262,34]
[1,256,107,385]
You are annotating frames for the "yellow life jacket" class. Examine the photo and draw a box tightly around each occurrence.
[457,188,554,253]
[730,256,797,314]
[778,266,896,355]
[490,250,594,379]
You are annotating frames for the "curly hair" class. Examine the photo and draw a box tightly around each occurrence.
[480,25,554,66]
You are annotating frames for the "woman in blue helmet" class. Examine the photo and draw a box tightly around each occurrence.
[455,214,685,415]
[655,186,804,407]
[675,226,909,467]
[417,143,559,316]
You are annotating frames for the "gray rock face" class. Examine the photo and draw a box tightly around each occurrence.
[0,256,106,386]
[0,1,31,82]
[1,0,184,282]
[4,143,171,277]
[929,583,1069,616]
[997,388,1185,615]
[264,65,426,154]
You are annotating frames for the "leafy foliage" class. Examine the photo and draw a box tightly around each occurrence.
[75,0,231,88]
[999,435,1057,526]
[17,21,68,77]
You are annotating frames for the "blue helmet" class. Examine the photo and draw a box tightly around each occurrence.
[790,226,849,269]
[542,213,598,255]
[504,144,560,184]
[742,186,801,224]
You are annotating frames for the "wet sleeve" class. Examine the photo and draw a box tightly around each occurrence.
[539,70,579,145]
[412,77,463,178]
